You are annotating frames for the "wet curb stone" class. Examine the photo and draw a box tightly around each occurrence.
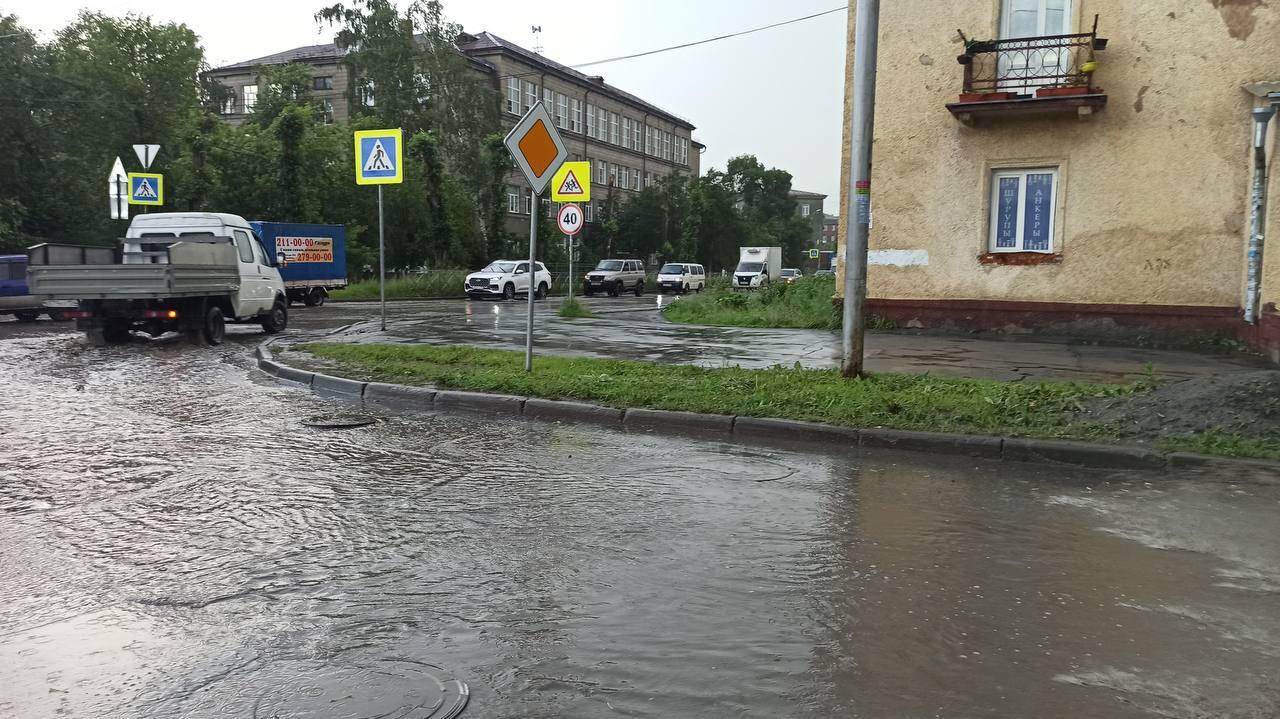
[257,344,1279,475]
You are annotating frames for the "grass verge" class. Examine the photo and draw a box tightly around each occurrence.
[1158,431,1280,461]
[663,276,840,329]
[330,272,468,301]
[291,343,1141,441]
[557,297,594,318]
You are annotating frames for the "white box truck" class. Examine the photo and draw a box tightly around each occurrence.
[733,246,782,289]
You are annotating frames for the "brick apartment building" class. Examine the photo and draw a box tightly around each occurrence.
[790,189,827,249]
[207,31,702,240]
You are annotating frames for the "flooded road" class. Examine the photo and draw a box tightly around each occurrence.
[2,319,1279,718]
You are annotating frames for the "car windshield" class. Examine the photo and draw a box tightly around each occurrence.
[658,264,685,275]
[596,261,624,271]
[781,269,798,277]
[737,262,764,273]
[481,262,517,273]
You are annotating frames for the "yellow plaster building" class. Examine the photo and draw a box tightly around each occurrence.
[836,1,1280,362]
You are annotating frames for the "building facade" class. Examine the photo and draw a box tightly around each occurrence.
[821,214,839,249]
[790,190,827,249]
[207,32,702,243]
[836,1,1279,361]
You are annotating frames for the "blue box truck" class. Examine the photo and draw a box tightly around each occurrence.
[251,222,347,307]
[1,254,74,322]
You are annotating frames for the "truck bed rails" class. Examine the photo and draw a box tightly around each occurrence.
[27,241,240,300]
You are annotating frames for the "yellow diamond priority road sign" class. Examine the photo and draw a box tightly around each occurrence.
[505,102,568,195]
[551,161,590,203]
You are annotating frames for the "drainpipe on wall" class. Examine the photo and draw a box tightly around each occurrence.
[1245,102,1277,324]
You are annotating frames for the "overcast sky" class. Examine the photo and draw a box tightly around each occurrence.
[18,0,848,207]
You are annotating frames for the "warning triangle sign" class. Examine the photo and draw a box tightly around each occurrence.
[558,170,583,196]
[135,179,157,199]
[364,139,395,172]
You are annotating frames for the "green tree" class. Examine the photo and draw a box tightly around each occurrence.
[0,16,48,251]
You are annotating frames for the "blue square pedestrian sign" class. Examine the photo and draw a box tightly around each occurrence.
[354,128,403,185]
[128,172,163,206]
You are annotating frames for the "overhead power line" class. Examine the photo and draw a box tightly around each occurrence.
[570,5,848,70]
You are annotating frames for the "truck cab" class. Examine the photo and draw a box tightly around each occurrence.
[125,213,284,320]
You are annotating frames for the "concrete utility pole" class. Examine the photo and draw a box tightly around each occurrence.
[840,0,881,378]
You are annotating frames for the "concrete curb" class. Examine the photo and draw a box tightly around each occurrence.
[256,347,1279,475]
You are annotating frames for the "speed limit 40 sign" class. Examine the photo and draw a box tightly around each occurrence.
[557,203,584,236]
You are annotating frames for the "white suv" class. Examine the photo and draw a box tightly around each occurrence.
[583,259,646,297]
[465,260,552,300]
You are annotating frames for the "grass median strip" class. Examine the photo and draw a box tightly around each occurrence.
[291,343,1136,440]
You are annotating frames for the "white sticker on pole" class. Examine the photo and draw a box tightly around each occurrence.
[557,203,584,236]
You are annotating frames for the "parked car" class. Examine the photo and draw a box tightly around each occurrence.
[0,254,74,322]
[780,268,802,284]
[464,260,552,300]
[583,259,646,297]
[733,246,782,290]
[814,269,836,278]
[656,263,707,294]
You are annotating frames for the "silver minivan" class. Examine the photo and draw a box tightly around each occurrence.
[656,262,706,294]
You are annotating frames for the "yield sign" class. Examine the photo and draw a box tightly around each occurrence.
[551,161,590,202]
[132,144,160,170]
[504,102,567,195]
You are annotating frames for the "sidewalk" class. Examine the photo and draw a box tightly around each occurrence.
[305,298,1266,384]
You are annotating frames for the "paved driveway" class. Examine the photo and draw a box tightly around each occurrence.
[301,297,1266,384]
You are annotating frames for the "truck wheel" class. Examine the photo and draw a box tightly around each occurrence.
[103,321,132,344]
[47,310,70,322]
[503,283,515,301]
[202,307,226,345]
[304,289,326,307]
[634,281,644,297]
[261,300,287,335]
[14,311,39,323]
[535,282,548,300]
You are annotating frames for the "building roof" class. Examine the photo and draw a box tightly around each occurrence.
[823,213,839,222]
[456,31,695,130]
[790,189,828,200]
[212,42,345,72]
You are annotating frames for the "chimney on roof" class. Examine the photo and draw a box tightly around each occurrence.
[456,31,476,45]
[589,75,605,85]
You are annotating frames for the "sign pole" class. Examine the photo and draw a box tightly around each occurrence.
[378,184,387,332]
[525,191,538,372]
[567,232,573,301]
[840,0,880,378]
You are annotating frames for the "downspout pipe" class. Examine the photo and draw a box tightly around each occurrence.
[1245,104,1276,324]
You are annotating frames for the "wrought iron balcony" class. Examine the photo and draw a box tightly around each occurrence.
[948,15,1108,122]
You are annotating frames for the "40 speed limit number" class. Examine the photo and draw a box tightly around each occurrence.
[557,204,584,236]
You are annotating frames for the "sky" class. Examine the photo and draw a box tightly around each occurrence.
[15,0,849,207]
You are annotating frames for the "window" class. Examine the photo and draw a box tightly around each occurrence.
[313,75,334,91]
[609,164,618,186]
[517,262,529,274]
[544,87,554,110]
[570,98,582,133]
[4,260,27,280]
[233,230,255,263]
[1001,0,1071,39]
[621,117,630,149]
[507,77,522,114]
[321,99,334,124]
[989,167,1058,253]
[586,103,596,137]
[542,198,553,217]
[610,113,619,145]
[663,132,671,161]
[358,80,375,107]
[645,126,653,155]
[619,165,630,190]
[801,204,811,217]
[585,204,593,222]
[557,93,568,129]
[597,160,607,184]
[598,107,608,141]
[632,122,641,150]
[221,92,236,115]
[242,85,258,111]
[676,137,689,166]
[521,191,532,215]
[633,169,641,190]
[524,80,537,111]
[507,189,520,214]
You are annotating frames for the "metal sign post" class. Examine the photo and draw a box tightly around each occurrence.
[354,128,404,332]
[504,102,569,372]
[557,203,585,302]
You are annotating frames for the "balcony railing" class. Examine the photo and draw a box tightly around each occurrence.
[957,16,1107,96]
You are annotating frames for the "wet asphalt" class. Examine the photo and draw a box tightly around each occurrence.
[1,311,1279,718]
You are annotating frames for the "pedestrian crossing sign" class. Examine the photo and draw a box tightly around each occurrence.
[127,173,163,206]
[551,161,590,202]
[354,128,403,185]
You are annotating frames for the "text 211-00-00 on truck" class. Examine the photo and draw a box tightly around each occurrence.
[26,213,288,346]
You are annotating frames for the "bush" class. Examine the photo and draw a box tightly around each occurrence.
[664,275,839,329]
[557,296,594,318]
[330,271,469,301]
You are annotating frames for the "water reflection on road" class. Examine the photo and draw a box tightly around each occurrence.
[1,324,1278,718]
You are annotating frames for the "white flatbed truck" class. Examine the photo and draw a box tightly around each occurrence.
[27,213,289,346]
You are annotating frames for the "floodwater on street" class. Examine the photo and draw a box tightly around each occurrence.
[1,318,1279,718]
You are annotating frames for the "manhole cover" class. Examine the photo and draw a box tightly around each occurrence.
[301,413,379,429]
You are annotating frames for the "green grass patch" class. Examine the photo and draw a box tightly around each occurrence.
[661,276,881,330]
[330,272,469,301]
[1158,430,1280,461]
[293,342,1138,440]
[557,296,594,319]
